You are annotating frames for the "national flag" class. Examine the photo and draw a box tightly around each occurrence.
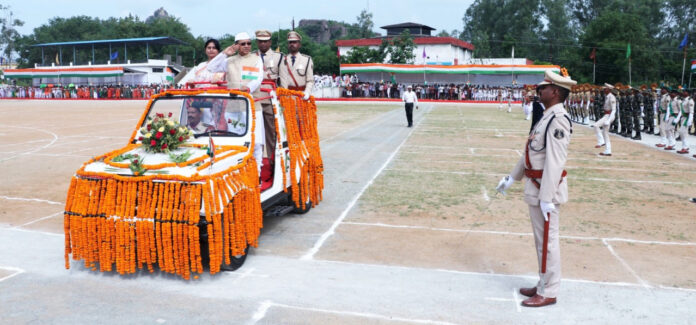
[110,51,119,60]
[511,46,515,59]
[691,59,696,72]
[626,43,631,59]
[422,48,426,59]
[589,48,596,61]
[679,33,689,50]
[241,66,260,80]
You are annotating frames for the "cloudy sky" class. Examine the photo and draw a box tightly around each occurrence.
[9,0,474,38]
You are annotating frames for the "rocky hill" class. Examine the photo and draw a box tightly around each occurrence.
[297,19,349,44]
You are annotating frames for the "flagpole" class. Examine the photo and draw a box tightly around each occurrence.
[681,49,687,85]
[629,57,632,85]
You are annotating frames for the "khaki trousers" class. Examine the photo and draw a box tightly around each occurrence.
[529,204,561,298]
[261,102,276,159]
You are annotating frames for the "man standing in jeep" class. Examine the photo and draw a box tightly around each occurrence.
[279,31,314,101]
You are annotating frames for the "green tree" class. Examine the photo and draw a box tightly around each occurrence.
[387,30,415,64]
[355,10,374,38]
[341,39,388,64]
[0,4,24,66]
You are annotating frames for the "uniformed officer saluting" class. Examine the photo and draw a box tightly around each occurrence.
[279,31,314,100]
[496,69,576,308]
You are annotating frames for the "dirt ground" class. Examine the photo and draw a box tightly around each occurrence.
[1,99,695,323]
[317,104,696,290]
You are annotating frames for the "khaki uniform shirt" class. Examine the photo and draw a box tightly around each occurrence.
[511,103,571,205]
[256,49,283,81]
[279,52,314,93]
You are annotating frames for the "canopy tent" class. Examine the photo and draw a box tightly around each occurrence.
[3,67,124,79]
[340,63,560,86]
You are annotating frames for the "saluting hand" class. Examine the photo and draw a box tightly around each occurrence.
[223,44,239,56]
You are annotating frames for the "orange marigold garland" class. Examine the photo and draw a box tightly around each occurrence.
[64,88,321,279]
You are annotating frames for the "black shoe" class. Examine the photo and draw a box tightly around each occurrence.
[632,135,642,140]
[691,198,696,203]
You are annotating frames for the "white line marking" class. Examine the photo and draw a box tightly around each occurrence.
[248,299,273,325]
[231,267,269,285]
[14,211,62,228]
[385,168,691,185]
[0,266,25,283]
[266,302,460,325]
[0,196,64,206]
[512,289,522,312]
[484,297,514,302]
[494,128,503,137]
[481,186,490,202]
[323,259,696,293]
[3,227,63,237]
[341,222,696,247]
[469,147,475,154]
[0,125,58,162]
[602,239,652,290]
[301,107,431,260]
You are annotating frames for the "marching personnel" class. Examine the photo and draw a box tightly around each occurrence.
[677,89,694,154]
[643,85,655,135]
[621,88,632,137]
[664,88,680,150]
[279,31,315,101]
[496,69,575,307]
[657,87,671,146]
[611,87,621,134]
[255,29,284,163]
[593,83,617,156]
[632,87,643,140]
[584,85,592,124]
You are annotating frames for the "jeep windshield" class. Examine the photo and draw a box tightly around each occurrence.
[141,95,250,138]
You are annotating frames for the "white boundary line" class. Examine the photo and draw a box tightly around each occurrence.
[250,301,460,325]
[0,196,64,206]
[3,227,63,237]
[384,168,691,185]
[341,221,696,247]
[320,108,398,145]
[0,125,58,162]
[0,266,25,283]
[511,289,522,312]
[14,211,63,228]
[301,106,432,260]
[602,239,652,289]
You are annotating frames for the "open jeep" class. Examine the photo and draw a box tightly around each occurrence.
[63,84,323,279]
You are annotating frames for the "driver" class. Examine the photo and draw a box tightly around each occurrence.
[187,105,212,134]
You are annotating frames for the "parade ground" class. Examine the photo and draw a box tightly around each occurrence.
[1,99,695,324]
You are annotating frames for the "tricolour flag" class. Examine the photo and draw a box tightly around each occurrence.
[241,66,259,80]
[422,48,426,59]
[691,59,696,72]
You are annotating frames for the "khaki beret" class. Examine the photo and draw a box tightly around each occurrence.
[537,69,577,90]
[287,31,302,41]
[255,30,272,41]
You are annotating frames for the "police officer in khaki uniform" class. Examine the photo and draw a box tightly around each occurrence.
[255,30,284,162]
[497,69,575,308]
[279,31,314,100]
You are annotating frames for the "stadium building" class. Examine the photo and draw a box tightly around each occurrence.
[2,37,185,86]
[336,22,558,85]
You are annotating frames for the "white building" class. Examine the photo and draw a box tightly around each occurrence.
[336,22,474,65]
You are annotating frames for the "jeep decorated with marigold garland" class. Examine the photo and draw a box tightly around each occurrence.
[63,83,323,279]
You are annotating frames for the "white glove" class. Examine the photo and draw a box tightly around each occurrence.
[495,175,514,195]
[539,201,555,221]
[303,92,310,100]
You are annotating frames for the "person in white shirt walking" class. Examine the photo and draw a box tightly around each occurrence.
[402,85,419,127]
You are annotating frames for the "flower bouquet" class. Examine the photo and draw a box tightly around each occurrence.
[138,112,193,153]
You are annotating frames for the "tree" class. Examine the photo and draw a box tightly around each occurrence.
[341,39,388,64]
[388,30,416,64]
[0,5,24,65]
[355,10,374,38]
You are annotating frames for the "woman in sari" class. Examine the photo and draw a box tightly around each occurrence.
[178,39,226,87]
